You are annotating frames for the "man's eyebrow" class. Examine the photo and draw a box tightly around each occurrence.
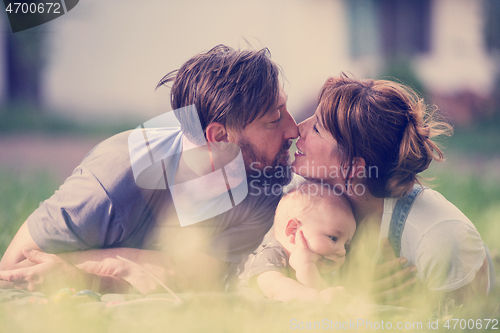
[276,94,288,110]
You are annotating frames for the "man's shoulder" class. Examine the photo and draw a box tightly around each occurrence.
[80,130,134,169]
[230,184,283,219]
[77,128,180,209]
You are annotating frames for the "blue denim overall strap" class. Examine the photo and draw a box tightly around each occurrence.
[484,243,496,291]
[388,185,424,257]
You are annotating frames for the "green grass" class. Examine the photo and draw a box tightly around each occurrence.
[0,170,60,255]
[446,119,500,156]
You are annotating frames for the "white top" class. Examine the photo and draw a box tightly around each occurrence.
[375,188,488,292]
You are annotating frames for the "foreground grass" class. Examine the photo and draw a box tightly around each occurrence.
[0,289,498,333]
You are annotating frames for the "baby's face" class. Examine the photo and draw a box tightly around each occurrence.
[298,199,356,274]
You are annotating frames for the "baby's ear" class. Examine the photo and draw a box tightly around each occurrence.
[285,218,301,244]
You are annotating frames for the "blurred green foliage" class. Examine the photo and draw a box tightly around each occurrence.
[0,106,137,137]
[380,57,428,99]
[446,117,500,156]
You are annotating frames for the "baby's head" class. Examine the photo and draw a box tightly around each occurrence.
[274,182,356,273]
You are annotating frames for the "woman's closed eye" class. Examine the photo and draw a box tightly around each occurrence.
[313,124,319,133]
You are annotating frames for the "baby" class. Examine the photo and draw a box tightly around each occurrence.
[239,182,356,302]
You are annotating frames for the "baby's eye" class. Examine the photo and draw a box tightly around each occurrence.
[329,236,338,242]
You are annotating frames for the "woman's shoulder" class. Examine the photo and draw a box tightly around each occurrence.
[401,188,484,254]
[396,188,489,292]
[406,187,473,232]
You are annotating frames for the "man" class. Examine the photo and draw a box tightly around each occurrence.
[0,45,299,294]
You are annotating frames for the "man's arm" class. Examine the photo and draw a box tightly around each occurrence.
[59,246,229,293]
[0,222,228,294]
[0,221,42,270]
[0,247,131,294]
[0,222,133,293]
[0,223,134,293]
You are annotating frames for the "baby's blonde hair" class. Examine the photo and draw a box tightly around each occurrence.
[273,181,352,238]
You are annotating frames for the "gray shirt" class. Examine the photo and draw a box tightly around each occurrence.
[27,129,281,263]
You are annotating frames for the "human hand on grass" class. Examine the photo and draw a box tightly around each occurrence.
[0,247,91,293]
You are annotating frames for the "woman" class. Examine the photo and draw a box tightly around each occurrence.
[292,75,494,305]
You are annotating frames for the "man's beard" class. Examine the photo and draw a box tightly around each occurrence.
[237,137,294,188]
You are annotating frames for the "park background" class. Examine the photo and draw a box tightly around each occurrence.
[0,0,499,332]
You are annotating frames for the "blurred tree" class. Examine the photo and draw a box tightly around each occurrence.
[380,57,427,99]
[485,0,500,51]
[2,21,45,110]
[379,0,431,58]
[484,0,500,118]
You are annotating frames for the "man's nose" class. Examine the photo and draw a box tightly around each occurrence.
[283,111,299,140]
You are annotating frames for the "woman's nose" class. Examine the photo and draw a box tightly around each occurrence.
[297,117,311,138]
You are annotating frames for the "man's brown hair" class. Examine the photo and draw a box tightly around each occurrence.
[157,45,281,144]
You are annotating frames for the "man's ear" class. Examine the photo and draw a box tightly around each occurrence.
[205,122,229,143]
[285,218,301,244]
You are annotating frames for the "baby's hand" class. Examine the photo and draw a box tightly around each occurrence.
[289,230,321,271]
[319,286,349,304]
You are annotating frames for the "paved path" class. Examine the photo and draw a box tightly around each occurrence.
[0,134,105,182]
